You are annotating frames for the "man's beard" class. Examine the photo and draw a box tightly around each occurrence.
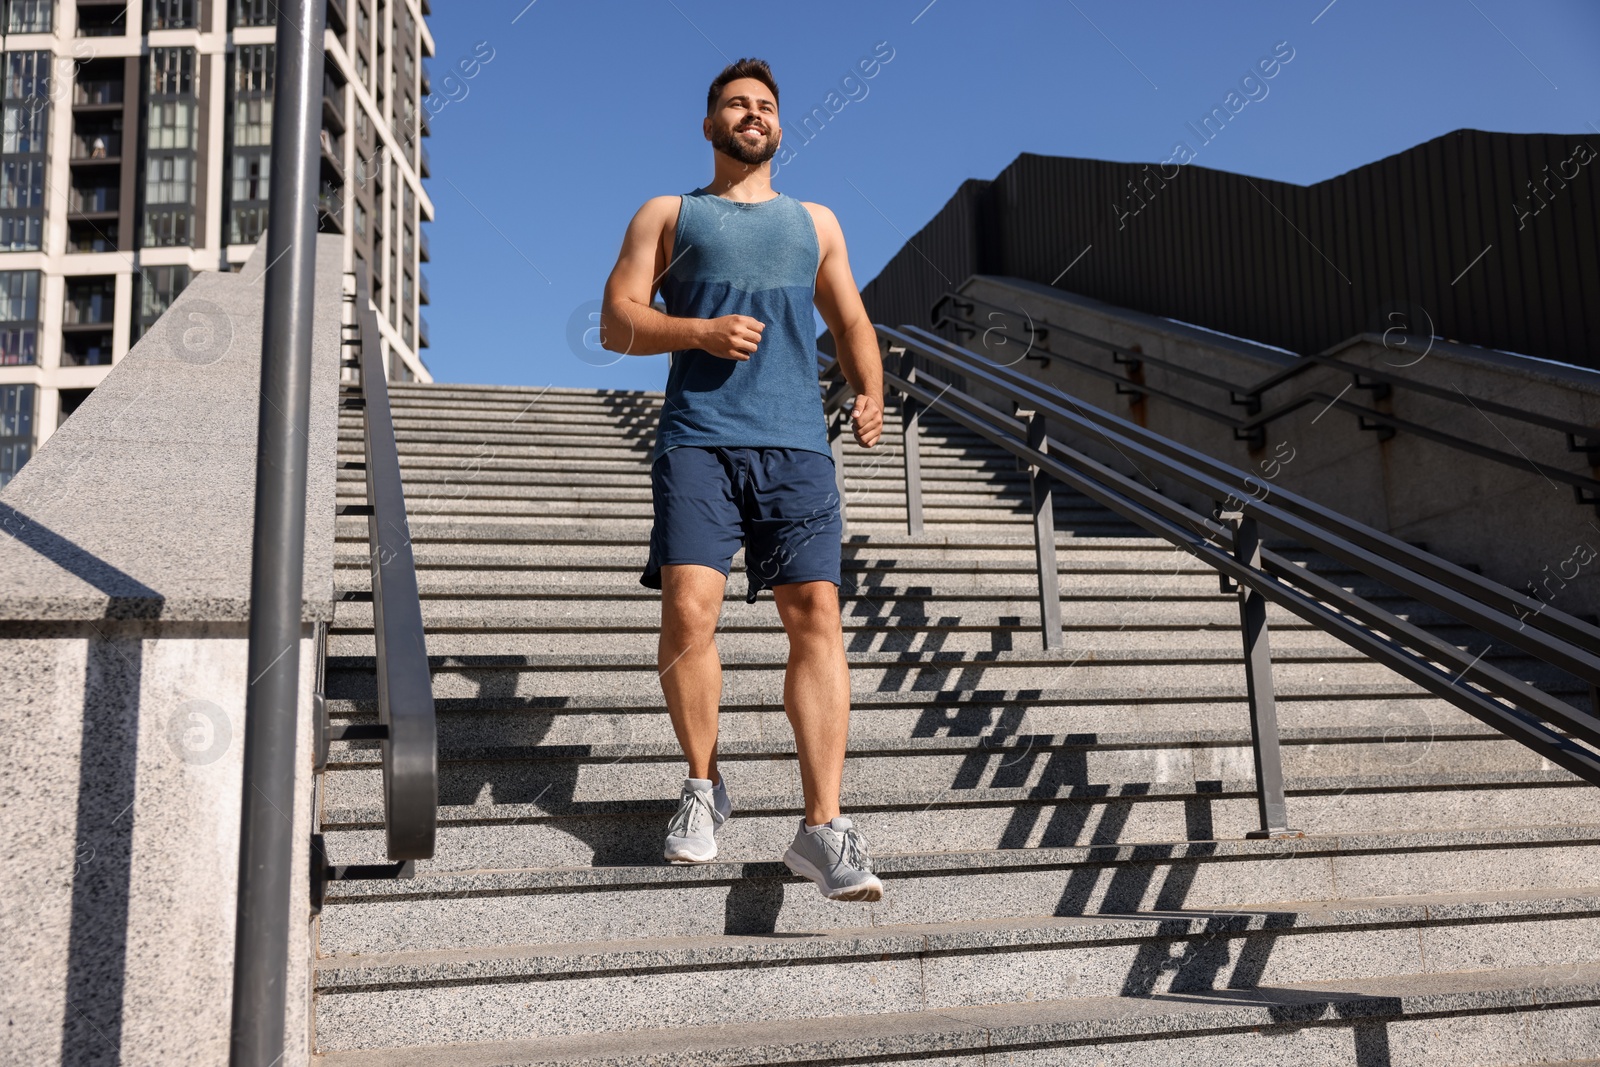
[711,122,779,165]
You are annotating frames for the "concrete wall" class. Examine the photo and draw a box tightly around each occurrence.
[0,236,344,1065]
[942,274,1600,622]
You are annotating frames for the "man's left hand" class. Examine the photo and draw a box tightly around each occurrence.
[850,394,883,448]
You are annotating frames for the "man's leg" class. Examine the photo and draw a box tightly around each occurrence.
[772,579,850,825]
[658,563,729,783]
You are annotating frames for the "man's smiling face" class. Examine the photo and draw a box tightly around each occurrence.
[705,76,781,166]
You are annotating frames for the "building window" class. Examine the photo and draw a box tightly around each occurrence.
[147,0,198,30]
[140,47,197,247]
[3,0,50,33]
[64,275,114,324]
[0,269,39,365]
[227,44,273,245]
[0,50,48,251]
[353,200,366,237]
[230,0,273,27]
[134,263,190,341]
[62,276,114,366]
[0,382,34,488]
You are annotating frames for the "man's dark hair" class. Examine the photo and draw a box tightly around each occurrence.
[706,58,779,117]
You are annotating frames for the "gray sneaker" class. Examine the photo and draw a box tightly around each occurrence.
[663,776,732,864]
[782,816,884,901]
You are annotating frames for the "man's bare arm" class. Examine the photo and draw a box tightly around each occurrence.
[600,197,764,360]
[808,203,884,447]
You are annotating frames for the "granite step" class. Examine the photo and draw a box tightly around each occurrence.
[317,767,1595,873]
[331,526,1196,551]
[321,691,1488,739]
[334,517,1146,539]
[342,427,998,450]
[340,499,1140,523]
[334,543,1353,571]
[310,960,1600,1065]
[320,652,1579,705]
[339,465,1033,487]
[322,568,1407,603]
[310,888,1600,1050]
[332,483,1120,509]
[323,619,1549,671]
[316,728,1572,832]
[350,448,1016,471]
[344,417,976,442]
[321,624,1394,659]
[315,824,1600,948]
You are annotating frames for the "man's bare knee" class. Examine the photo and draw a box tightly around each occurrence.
[774,581,841,638]
[660,565,726,644]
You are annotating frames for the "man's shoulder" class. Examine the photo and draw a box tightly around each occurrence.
[627,196,686,243]
[797,200,843,252]
[797,200,839,224]
[637,194,685,217]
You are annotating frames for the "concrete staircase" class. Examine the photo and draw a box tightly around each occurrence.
[314,381,1600,1065]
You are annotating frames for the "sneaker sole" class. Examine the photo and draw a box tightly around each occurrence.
[664,850,716,865]
[664,812,731,865]
[781,847,884,902]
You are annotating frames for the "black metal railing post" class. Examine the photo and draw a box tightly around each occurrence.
[1222,510,1297,838]
[1018,403,1063,650]
[231,0,325,1064]
[895,345,924,537]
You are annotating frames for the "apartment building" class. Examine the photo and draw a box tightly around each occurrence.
[0,0,434,488]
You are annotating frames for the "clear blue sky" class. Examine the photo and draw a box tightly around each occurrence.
[418,0,1600,391]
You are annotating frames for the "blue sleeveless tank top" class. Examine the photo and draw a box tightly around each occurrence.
[651,188,830,463]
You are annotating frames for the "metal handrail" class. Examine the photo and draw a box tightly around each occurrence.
[347,261,436,860]
[819,327,1600,836]
[933,291,1600,507]
[895,325,1600,658]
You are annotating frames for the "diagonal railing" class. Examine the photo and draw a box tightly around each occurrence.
[324,262,437,862]
[933,291,1600,510]
[820,324,1600,839]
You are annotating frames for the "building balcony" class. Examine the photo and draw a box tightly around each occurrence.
[67,219,120,253]
[73,80,123,107]
[419,143,430,178]
[229,206,268,248]
[417,313,429,348]
[71,134,121,162]
[320,128,344,181]
[418,228,429,263]
[326,0,347,34]
[76,1,129,37]
[61,329,114,367]
[322,73,346,133]
[418,271,429,305]
[71,185,118,213]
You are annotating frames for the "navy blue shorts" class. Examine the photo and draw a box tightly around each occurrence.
[641,445,843,603]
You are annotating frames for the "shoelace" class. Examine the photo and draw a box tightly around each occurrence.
[836,825,874,873]
[667,788,711,837]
